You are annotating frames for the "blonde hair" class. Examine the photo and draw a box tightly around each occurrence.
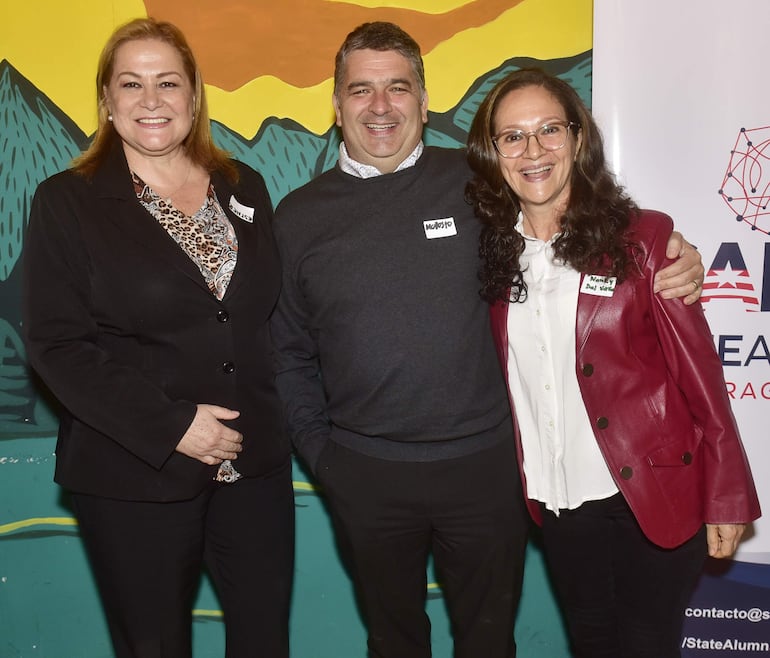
[73,17,236,181]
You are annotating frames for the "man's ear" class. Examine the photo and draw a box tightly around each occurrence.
[333,93,342,128]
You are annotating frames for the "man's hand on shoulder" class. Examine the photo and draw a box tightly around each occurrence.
[654,231,704,305]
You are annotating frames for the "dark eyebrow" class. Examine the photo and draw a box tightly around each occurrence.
[496,118,569,133]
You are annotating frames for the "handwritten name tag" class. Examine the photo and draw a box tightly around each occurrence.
[580,274,617,297]
[423,217,457,239]
[229,195,254,223]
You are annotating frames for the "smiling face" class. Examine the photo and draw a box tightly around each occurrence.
[104,38,195,165]
[493,84,581,223]
[333,48,428,174]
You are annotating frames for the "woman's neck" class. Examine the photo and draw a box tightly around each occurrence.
[125,145,209,216]
[124,147,192,189]
[520,205,562,241]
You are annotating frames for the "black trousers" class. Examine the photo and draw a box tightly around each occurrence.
[70,459,295,658]
[540,492,707,658]
[317,438,530,658]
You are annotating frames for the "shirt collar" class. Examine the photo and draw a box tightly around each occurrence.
[338,141,424,179]
[515,211,562,245]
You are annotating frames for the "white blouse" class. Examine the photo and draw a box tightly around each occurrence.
[506,216,618,513]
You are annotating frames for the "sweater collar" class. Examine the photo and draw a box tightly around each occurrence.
[338,141,424,179]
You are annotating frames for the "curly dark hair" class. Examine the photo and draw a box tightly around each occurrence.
[465,69,638,303]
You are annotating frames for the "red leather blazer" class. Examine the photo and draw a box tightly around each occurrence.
[489,210,760,548]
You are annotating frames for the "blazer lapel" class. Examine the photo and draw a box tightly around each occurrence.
[575,273,607,353]
[214,173,258,301]
[92,141,214,294]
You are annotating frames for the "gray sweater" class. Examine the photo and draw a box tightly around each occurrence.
[270,147,512,471]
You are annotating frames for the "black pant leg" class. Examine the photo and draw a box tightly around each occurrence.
[318,438,529,658]
[430,438,529,658]
[204,459,295,658]
[541,493,707,658]
[615,511,706,658]
[319,442,434,658]
[70,490,210,658]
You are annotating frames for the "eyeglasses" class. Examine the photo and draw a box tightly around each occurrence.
[492,121,578,159]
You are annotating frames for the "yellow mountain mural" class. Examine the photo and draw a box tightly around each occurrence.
[2,0,591,136]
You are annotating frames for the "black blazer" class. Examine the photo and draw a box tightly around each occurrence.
[23,141,289,501]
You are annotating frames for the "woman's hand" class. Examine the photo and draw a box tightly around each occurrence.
[654,231,705,305]
[706,523,746,558]
[175,404,243,465]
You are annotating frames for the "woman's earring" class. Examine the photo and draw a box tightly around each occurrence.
[108,114,113,122]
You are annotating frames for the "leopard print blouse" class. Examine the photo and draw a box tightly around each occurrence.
[132,171,237,301]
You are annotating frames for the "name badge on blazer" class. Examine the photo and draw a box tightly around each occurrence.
[229,195,254,223]
[580,274,617,297]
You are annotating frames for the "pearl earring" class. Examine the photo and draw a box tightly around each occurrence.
[108,114,113,122]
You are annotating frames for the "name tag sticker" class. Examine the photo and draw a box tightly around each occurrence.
[423,217,457,239]
[229,195,254,223]
[580,274,617,297]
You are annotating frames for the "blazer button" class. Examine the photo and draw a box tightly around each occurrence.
[620,466,633,480]
[582,363,594,376]
[217,309,230,323]
[222,361,235,374]
[682,452,693,465]
[596,416,609,429]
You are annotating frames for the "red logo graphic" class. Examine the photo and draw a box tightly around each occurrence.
[718,126,770,236]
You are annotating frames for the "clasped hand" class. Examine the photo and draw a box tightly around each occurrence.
[175,403,243,465]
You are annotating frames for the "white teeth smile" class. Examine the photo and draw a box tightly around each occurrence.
[366,123,396,131]
[137,118,169,125]
[522,165,552,176]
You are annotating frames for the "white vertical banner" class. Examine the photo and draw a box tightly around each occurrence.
[594,1,770,652]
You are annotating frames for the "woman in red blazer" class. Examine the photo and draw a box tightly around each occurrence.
[465,69,760,658]
[23,19,293,658]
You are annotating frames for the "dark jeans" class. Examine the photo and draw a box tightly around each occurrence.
[317,437,530,658]
[541,492,707,658]
[71,460,295,658]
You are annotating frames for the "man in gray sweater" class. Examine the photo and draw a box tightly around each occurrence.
[270,21,703,658]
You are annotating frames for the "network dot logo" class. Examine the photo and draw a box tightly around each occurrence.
[718,126,770,236]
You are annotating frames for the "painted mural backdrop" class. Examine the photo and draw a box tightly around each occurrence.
[0,1,591,655]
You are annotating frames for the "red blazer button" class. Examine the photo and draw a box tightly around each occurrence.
[620,466,633,480]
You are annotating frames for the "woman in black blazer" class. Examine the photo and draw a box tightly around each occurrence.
[23,18,293,658]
